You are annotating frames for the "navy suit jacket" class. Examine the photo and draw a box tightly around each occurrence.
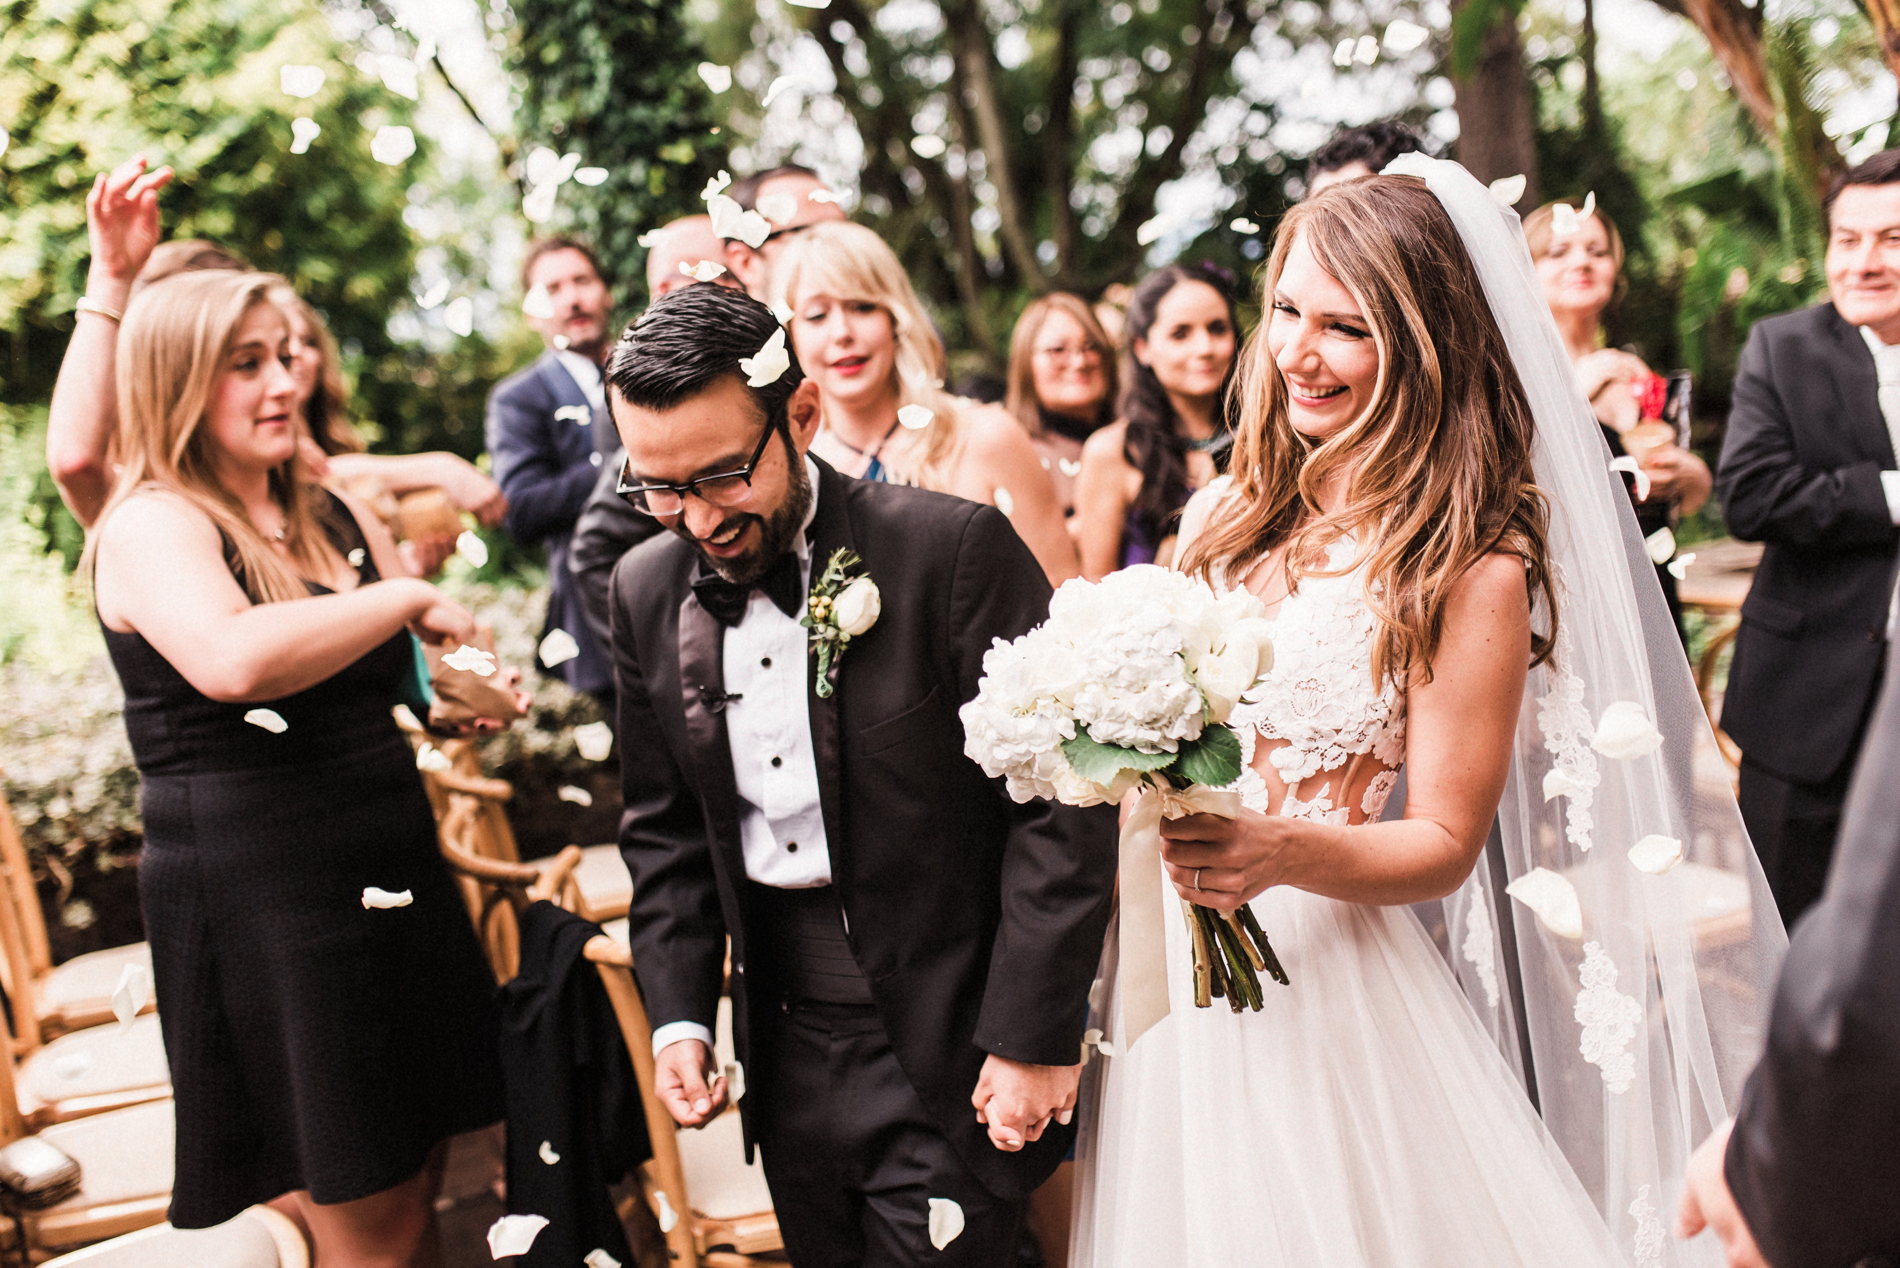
[485,351,619,695]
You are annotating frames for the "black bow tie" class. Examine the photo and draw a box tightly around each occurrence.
[691,552,804,627]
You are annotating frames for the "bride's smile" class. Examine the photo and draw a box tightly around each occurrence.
[1266,233,1380,440]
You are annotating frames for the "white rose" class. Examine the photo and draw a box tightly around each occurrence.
[834,576,881,636]
[1227,618,1276,678]
[1193,649,1254,725]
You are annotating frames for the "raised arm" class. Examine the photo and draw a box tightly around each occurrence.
[47,156,174,526]
[323,451,508,526]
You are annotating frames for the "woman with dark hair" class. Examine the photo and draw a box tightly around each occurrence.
[1072,262,1240,579]
[1004,293,1120,520]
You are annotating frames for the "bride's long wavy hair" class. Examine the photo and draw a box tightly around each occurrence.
[1180,175,1557,685]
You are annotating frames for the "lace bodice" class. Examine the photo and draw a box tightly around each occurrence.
[1178,480,1408,826]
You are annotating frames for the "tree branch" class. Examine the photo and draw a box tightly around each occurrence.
[1044,0,1083,290]
[945,0,1048,293]
[1645,0,1776,138]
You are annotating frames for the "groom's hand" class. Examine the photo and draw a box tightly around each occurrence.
[655,1038,728,1129]
[972,1055,1080,1152]
[1675,1119,1768,1267]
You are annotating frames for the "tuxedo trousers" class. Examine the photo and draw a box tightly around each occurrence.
[753,1002,1025,1267]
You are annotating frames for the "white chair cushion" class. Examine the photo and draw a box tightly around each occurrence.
[39,1098,175,1207]
[19,1014,170,1114]
[570,844,631,920]
[40,1205,291,1267]
[39,944,154,1020]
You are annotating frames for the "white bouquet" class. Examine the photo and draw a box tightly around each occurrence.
[961,565,1288,1018]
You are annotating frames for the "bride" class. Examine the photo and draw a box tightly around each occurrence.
[1071,159,1785,1265]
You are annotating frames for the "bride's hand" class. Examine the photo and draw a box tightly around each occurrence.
[1158,809,1296,910]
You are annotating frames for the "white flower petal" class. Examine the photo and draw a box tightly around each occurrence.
[347,547,366,567]
[723,1060,747,1099]
[369,125,417,167]
[1354,33,1378,63]
[1581,190,1597,219]
[702,169,732,200]
[538,1140,560,1165]
[525,146,564,187]
[787,0,832,7]
[280,64,327,98]
[1542,767,1589,801]
[928,1197,965,1249]
[522,284,554,318]
[522,182,558,224]
[380,55,419,100]
[1592,700,1664,761]
[553,405,592,425]
[1333,37,1355,67]
[1383,18,1430,51]
[456,531,489,568]
[1506,867,1583,939]
[361,887,414,909]
[707,194,771,248]
[442,644,498,676]
[574,721,614,762]
[739,327,791,386]
[289,116,321,155]
[1644,525,1677,565]
[1609,454,1652,502]
[653,1189,679,1232]
[1059,457,1082,477]
[558,784,594,807]
[1229,217,1260,234]
[554,335,571,350]
[1628,834,1683,874]
[444,296,474,337]
[1551,201,1582,238]
[539,627,581,667]
[111,963,151,1031]
[679,258,728,282]
[416,743,453,773]
[762,74,815,108]
[392,704,422,731]
[244,708,288,734]
[992,486,1015,517]
[485,1213,549,1258]
[573,166,609,187]
[584,1251,622,1268]
[698,62,733,93]
[909,133,947,159]
[771,301,795,324]
[757,192,800,226]
[1488,174,1527,206]
[808,187,842,204]
[1667,551,1696,581]
[896,403,934,430]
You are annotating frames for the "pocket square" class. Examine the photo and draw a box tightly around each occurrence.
[555,405,592,425]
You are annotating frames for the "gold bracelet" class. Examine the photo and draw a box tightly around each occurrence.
[75,296,124,322]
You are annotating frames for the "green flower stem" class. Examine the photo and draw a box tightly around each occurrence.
[1237,902,1290,987]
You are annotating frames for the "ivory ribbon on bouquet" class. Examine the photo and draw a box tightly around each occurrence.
[1118,780,1240,1048]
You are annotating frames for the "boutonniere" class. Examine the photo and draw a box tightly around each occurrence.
[802,548,880,699]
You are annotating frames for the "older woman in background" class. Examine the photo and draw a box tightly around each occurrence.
[1004,293,1120,520]
[772,221,1079,584]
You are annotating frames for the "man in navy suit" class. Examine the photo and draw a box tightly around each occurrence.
[485,236,620,701]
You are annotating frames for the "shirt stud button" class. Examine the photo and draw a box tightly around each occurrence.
[761,656,772,667]
[786,841,798,852]
[771,756,783,768]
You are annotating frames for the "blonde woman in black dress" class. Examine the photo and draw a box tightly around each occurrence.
[85,270,504,1265]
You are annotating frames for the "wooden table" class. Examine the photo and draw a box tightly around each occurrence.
[1673,537,1761,766]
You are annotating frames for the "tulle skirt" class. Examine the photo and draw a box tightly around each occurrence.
[1071,881,1629,1267]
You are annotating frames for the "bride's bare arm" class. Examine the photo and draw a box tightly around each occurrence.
[1159,551,1531,907]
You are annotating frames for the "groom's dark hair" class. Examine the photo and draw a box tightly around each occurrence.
[606,283,806,428]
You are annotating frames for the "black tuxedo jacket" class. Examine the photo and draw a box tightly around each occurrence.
[1717,302,1900,783]
[1725,645,1900,1268]
[607,457,1117,1200]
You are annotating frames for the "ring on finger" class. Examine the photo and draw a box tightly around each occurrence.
[1193,867,1204,892]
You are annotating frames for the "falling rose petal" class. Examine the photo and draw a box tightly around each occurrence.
[573,166,609,186]
[1488,174,1527,206]
[757,192,799,226]
[574,721,614,762]
[416,743,453,773]
[347,547,366,567]
[739,327,791,386]
[380,55,420,100]
[558,785,594,807]
[1383,18,1430,51]
[1629,834,1683,875]
[636,229,663,249]
[369,125,417,166]
[111,962,151,1031]
[392,704,422,731]
[556,152,582,184]
[1229,217,1260,234]
[909,133,947,159]
[522,284,555,319]
[361,887,414,909]
[444,296,475,337]
[808,187,842,204]
[289,117,322,155]
[1551,202,1582,238]
[723,1060,747,1099]
[554,336,571,350]
[418,279,451,310]
[539,627,581,667]
[538,1140,560,1165]
[1333,37,1355,67]
[1593,700,1664,761]
[1354,34,1379,63]
[1058,457,1082,477]
[280,64,327,98]
[679,259,728,282]
[771,301,795,324]
[702,169,733,200]
[583,1252,622,1268]
[653,1189,679,1233]
[442,644,498,676]
[1667,551,1696,581]
[1506,867,1583,938]
[897,403,934,430]
[1608,455,1651,502]
[244,708,288,734]
[1542,767,1590,801]
[927,1198,965,1250]
[1580,190,1597,219]
[787,0,832,7]
[697,62,733,93]
[1644,525,1677,565]
[993,486,1015,517]
[762,75,817,107]
[525,145,564,187]
[456,531,489,568]
[485,1214,549,1259]
[706,194,771,248]
[554,405,592,426]
[522,182,558,224]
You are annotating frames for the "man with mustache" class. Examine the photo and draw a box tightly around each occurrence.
[604,283,1116,1265]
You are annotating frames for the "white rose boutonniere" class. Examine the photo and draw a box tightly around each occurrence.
[803,548,879,698]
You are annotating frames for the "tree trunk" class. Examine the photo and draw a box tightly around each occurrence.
[945,0,1048,293]
[1646,0,1776,140]
[1865,0,1900,91]
[1044,0,1083,291]
[1451,0,1540,210]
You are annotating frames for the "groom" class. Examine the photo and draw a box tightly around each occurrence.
[604,283,1116,1264]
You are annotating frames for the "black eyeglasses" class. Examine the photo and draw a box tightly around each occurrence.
[760,222,815,247]
[616,418,784,517]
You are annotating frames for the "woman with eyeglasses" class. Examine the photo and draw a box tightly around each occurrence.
[768,222,1080,585]
[1004,294,1121,521]
[1073,262,1241,580]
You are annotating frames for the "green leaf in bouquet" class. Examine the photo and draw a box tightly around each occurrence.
[1171,724,1243,788]
[1062,725,1176,785]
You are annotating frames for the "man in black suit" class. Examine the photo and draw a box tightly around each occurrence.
[604,284,1116,1264]
[485,235,620,700]
[1716,149,1900,925]
[1674,646,1900,1267]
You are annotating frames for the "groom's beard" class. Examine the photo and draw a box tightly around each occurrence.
[678,452,812,586]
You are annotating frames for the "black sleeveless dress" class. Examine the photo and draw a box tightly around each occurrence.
[102,492,502,1228]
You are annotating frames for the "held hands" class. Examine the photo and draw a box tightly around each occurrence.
[655,1039,729,1129]
[972,1055,1079,1153]
[1675,1119,1769,1267]
[86,155,175,297]
[1159,809,1294,912]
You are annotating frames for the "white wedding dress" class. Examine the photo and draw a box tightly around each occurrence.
[1070,485,1628,1267]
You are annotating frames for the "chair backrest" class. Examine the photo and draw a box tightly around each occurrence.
[435,839,582,984]
[0,780,50,1054]
[38,1204,308,1267]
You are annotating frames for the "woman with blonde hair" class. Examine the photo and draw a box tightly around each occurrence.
[770,221,1078,583]
[87,270,508,1265]
[1004,293,1119,519]
[1072,163,1784,1262]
